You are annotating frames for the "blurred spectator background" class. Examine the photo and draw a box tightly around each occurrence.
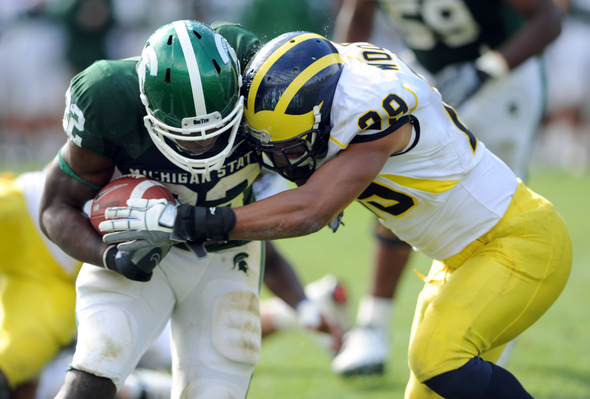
[531,0,590,175]
[1,0,588,175]
[0,0,340,171]
[0,0,191,169]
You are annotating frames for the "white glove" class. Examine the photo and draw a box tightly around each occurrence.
[434,61,488,108]
[99,198,178,251]
[435,51,509,109]
[296,298,322,330]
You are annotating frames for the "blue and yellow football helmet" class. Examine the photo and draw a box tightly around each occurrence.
[241,31,344,181]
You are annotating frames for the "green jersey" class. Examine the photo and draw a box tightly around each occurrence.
[376,0,525,73]
[62,21,262,251]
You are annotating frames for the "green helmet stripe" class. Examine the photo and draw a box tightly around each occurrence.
[173,20,207,116]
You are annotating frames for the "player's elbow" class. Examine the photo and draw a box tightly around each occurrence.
[38,203,51,238]
[542,0,563,42]
[38,204,57,243]
[547,13,562,41]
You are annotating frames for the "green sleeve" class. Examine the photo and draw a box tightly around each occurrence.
[65,58,151,161]
[211,21,262,72]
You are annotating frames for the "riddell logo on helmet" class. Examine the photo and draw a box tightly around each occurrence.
[193,117,210,125]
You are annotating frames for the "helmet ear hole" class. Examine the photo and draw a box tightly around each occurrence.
[212,59,221,74]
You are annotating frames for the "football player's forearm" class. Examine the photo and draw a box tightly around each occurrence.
[40,157,108,266]
[229,193,333,241]
[230,152,374,241]
[41,205,107,266]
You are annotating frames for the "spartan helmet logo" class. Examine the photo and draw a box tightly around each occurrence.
[232,253,249,275]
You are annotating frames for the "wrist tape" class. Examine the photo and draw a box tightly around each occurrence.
[475,50,509,79]
[102,245,118,271]
[172,204,236,242]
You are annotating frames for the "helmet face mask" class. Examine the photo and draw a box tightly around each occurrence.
[241,31,343,182]
[246,126,327,181]
[137,20,243,177]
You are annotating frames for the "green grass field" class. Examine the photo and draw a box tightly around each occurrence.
[250,170,590,399]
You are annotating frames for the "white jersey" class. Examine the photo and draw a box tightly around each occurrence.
[16,169,82,275]
[324,42,519,260]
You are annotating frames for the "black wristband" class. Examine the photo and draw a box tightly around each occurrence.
[172,204,236,242]
[101,245,154,282]
[102,245,119,272]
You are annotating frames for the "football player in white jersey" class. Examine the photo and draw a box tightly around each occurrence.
[104,32,572,398]
[331,0,563,376]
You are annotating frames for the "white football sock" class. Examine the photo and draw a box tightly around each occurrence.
[355,295,395,330]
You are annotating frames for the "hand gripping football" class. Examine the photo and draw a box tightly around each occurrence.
[90,174,175,235]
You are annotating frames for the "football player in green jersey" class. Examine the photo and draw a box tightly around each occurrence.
[0,167,339,399]
[39,20,340,399]
[330,0,563,376]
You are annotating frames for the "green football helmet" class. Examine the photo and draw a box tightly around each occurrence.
[137,20,243,177]
[241,31,343,182]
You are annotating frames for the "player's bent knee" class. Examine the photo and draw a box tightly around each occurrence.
[408,333,472,382]
[423,357,492,398]
[73,307,135,385]
[212,289,261,366]
[408,331,440,380]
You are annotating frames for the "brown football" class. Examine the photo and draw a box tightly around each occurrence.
[90,174,175,235]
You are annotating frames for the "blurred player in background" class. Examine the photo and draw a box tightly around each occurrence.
[0,168,179,399]
[330,0,562,376]
[0,169,81,399]
[254,171,351,345]
[534,0,590,173]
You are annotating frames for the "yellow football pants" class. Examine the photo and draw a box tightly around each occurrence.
[405,181,572,398]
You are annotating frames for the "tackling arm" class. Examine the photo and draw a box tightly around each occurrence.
[40,140,115,266]
[229,122,413,241]
[99,123,413,253]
